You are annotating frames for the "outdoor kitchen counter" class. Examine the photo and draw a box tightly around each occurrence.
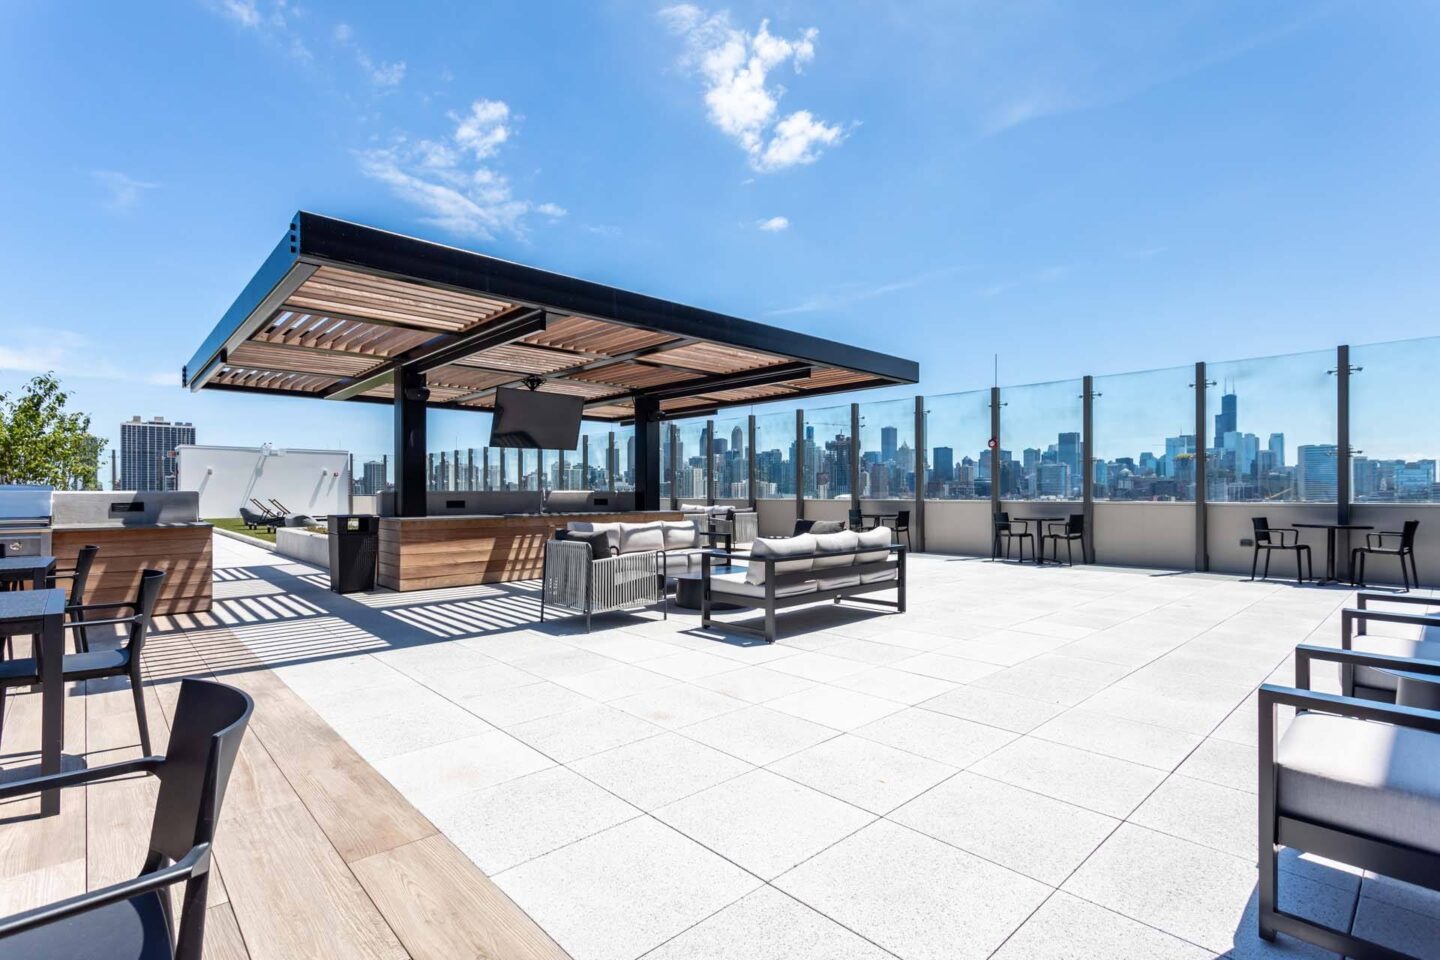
[52,521,213,614]
[377,511,682,591]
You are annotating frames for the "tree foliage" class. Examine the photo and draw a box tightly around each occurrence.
[0,373,102,489]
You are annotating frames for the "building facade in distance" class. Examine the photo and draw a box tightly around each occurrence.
[119,416,195,491]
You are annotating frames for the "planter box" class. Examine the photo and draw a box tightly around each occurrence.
[276,527,329,568]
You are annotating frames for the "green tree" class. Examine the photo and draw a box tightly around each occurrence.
[0,373,101,489]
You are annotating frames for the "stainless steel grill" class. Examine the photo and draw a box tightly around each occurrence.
[0,484,53,556]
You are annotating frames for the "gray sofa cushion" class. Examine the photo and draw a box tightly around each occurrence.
[745,533,817,585]
[856,526,891,563]
[860,567,899,584]
[662,520,701,550]
[567,521,621,553]
[807,520,847,535]
[618,521,665,554]
[1354,624,1440,692]
[711,572,818,599]
[812,531,859,570]
[1276,711,1440,855]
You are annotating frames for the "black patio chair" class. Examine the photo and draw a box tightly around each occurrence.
[1351,519,1420,592]
[890,510,912,551]
[1249,517,1311,585]
[847,507,870,532]
[1041,514,1085,565]
[0,678,253,960]
[3,545,98,660]
[992,511,1034,562]
[0,569,165,754]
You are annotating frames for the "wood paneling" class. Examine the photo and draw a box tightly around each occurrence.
[53,526,213,614]
[377,512,681,591]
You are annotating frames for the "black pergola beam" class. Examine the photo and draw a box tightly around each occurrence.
[629,361,814,405]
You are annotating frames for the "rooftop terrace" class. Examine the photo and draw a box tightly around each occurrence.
[5,534,1437,959]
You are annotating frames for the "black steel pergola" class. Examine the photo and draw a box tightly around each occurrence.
[184,212,918,516]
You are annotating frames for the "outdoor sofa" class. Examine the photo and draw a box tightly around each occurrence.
[701,527,905,643]
[539,518,727,630]
[1338,591,1440,707]
[679,504,758,550]
[1258,643,1440,957]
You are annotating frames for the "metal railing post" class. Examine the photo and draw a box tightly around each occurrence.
[706,418,716,505]
[747,414,757,508]
[795,409,805,521]
[608,431,617,493]
[989,386,1002,521]
[914,395,926,553]
[850,403,861,509]
[668,423,679,509]
[1082,375,1095,563]
[1194,362,1209,571]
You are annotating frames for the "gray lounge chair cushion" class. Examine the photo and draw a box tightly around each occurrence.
[1353,622,1440,691]
[711,572,818,599]
[556,529,613,561]
[856,526,891,563]
[567,521,621,553]
[1276,711,1440,855]
[617,521,666,554]
[745,534,816,585]
[812,531,859,570]
[860,567,899,584]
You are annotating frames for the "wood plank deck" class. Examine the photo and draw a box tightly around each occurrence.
[0,618,571,960]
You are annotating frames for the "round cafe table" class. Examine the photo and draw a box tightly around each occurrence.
[1292,522,1373,584]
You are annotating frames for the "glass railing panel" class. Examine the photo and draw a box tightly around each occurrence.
[660,426,672,503]
[1350,337,1440,502]
[858,397,916,499]
[581,428,614,492]
[1204,349,1334,502]
[924,390,990,500]
[803,404,852,500]
[613,425,635,492]
[350,454,391,495]
[712,416,749,500]
[999,379,1083,501]
[754,411,796,499]
[1092,366,1195,501]
[672,418,709,504]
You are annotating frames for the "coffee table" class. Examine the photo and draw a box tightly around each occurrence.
[673,564,746,611]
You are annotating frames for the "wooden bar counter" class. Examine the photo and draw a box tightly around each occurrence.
[378,512,682,591]
[52,522,214,614]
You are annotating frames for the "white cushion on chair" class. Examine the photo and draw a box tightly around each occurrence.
[712,572,818,599]
[1353,626,1440,692]
[859,567,899,585]
[1276,711,1440,855]
[618,522,665,554]
[856,526,891,563]
[744,534,816,585]
[817,572,862,589]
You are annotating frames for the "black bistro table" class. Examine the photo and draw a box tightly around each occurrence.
[0,554,57,590]
[1293,522,1374,584]
[0,587,68,816]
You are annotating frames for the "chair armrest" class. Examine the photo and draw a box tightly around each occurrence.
[65,601,137,614]
[1357,591,1438,610]
[0,756,162,801]
[0,844,209,938]
[1259,683,1440,736]
[61,616,138,631]
[1269,528,1298,546]
[1341,606,1438,644]
[1294,642,1440,690]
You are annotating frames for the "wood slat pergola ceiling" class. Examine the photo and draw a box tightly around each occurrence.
[192,214,916,421]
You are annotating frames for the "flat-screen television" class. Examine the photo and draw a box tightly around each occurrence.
[488,386,584,449]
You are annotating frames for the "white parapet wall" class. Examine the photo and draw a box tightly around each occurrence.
[177,444,351,520]
[275,527,330,568]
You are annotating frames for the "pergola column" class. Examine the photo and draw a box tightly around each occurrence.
[394,366,429,517]
[632,395,662,510]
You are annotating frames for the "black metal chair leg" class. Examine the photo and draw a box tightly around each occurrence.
[1250,547,1260,581]
[1263,551,1272,580]
[1296,549,1304,585]
[131,672,152,756]
[1067,539,1073,566]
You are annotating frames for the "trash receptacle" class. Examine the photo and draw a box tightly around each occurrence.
[328,515,378,593]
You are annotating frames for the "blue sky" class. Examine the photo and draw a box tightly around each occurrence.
[2,1,1439,468]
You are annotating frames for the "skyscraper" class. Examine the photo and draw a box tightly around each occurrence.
[119,416,195,491]
[731,424,744,456]
[932,447,954,483]
[1296,444,1338,501]
[1214,391,1237,439]
[1268,433,1285,469]
[880,426,898,464]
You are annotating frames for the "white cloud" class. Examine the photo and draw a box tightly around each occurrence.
[210,0,311,61]
[0,329,172,385]
[358,99,564,241]
[92,170,158,212]
[661,5,847,172]
[218,0,260,28]
[334,21,406,88]
[756,215,789,232]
